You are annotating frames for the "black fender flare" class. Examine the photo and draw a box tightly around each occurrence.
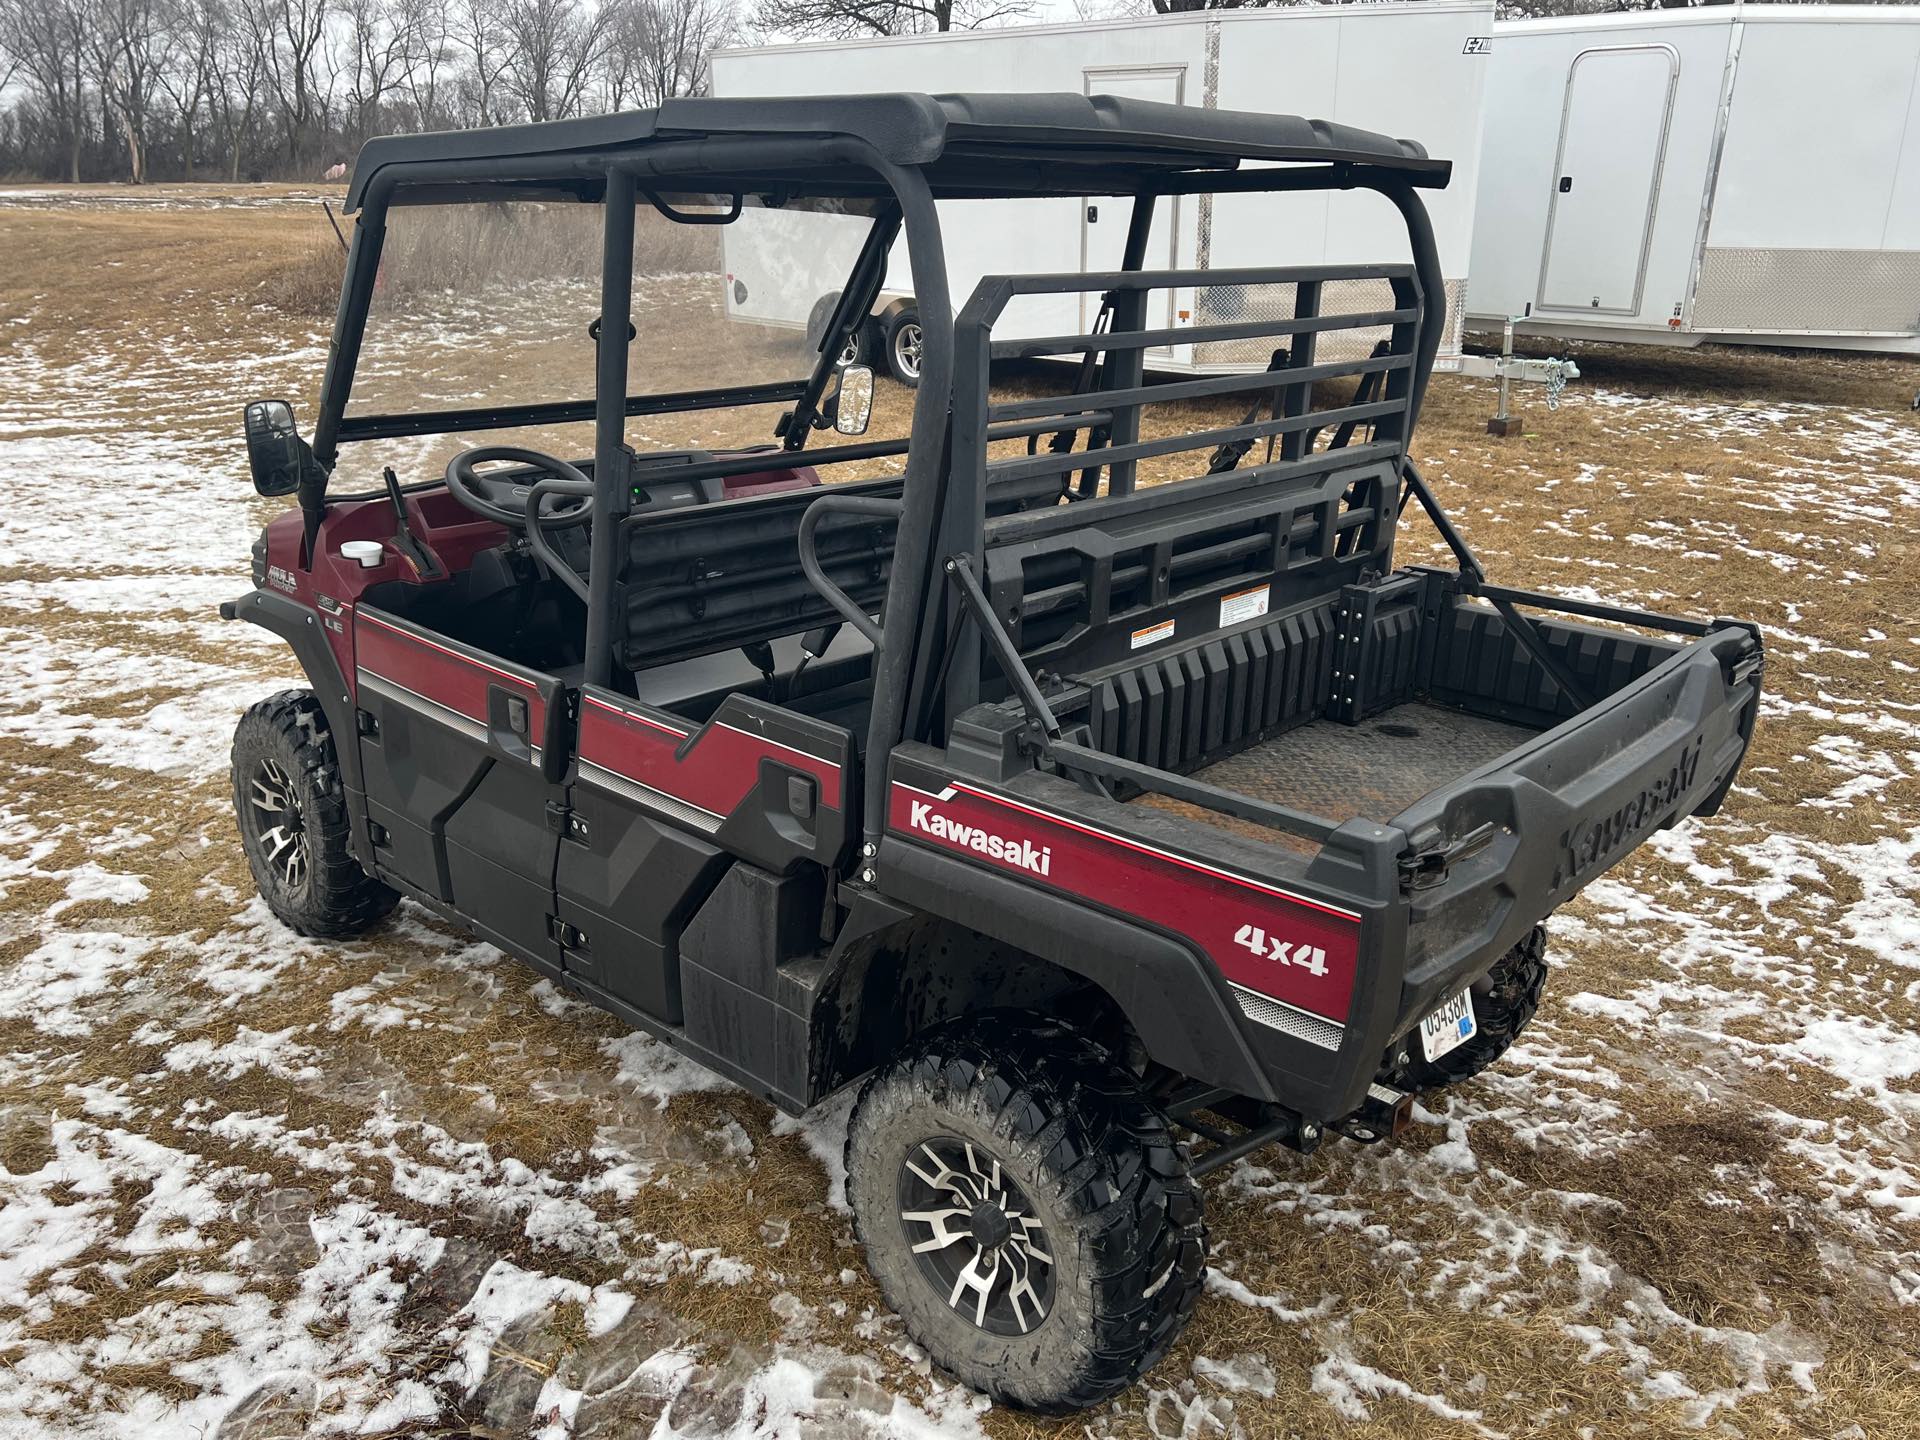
[867,837,1277,1101]
[220,588,362,795]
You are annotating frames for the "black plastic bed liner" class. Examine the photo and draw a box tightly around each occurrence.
[1131,701,1535,849]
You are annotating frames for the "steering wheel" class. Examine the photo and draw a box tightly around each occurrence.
[445,446,595,530]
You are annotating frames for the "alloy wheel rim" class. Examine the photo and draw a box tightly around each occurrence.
[894,322,923,379]
[838,333,861,367]
[897,1136,1054,1336]
[246,757,311,895]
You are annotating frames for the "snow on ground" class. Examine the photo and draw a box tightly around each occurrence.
[0,189,1917,1439]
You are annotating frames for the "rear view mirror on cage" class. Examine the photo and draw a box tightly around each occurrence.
[833,365,873,436]
[242,399,314,498]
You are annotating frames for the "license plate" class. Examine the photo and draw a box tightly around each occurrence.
[1419,989,1477,1063]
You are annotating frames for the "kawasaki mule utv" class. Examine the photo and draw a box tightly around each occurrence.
[223,93,1763,1409]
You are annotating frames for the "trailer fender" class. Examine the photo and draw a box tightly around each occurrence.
[871,836,1277,1101]
[220,587,363,795]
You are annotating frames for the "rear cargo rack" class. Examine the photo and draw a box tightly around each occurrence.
[922,259,1433,843]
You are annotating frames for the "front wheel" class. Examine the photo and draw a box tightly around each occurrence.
[231,690,398,939]
[845,1012,1204,1411]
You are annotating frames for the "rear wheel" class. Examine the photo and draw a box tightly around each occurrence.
[231,691,397,939]
[845,1012,1204,1411]
[883,306,923,387]
[1404,925,1548,1090]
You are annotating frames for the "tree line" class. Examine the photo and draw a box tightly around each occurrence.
[0,0,738,183]
[0,0,1862,184]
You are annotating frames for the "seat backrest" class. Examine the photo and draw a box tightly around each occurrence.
[618,477,899,671]
[617,466,1070,674]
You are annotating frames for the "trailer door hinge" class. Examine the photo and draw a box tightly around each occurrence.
[1398,822,1496,891]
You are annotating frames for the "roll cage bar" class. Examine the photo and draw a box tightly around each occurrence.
[305,97,1454,849]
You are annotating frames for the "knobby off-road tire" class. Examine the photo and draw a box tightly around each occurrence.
[1405,924,1549,1090]
[845,1012,1205,1411]
[231,690,398,939]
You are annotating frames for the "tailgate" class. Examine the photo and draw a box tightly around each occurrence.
[1387,624,1762,1028]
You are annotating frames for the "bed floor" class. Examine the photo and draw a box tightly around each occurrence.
[1129,701,1538,849]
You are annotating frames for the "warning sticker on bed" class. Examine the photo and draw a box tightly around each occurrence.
[1130,618,1176,651]
[1218,584,1271,628]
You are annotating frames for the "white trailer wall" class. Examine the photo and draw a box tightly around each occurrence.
[1468,14,1734,334]
[712,2,1492,370]
[1468,7,1920,351]
[1690,10,1920,339]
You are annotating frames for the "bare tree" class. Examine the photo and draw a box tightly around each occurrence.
[91,0,175,180]
[398,0,455,128]
[2,0,94,181]
[340,0,417,143]
[500,0,607,120]
[253,0,330,168]
[450,0,515,125]
[604,0,731,107]
[753,0,1028,36]
[211,0,271,176]
[156,0,220,175]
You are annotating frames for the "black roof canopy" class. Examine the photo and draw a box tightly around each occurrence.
[344,91,1450,211]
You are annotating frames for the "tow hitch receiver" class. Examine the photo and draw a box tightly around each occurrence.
[1330,1083,1415,1145]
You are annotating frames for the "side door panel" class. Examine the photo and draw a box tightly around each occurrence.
[555,686,854,1024]
[353,606,566,964]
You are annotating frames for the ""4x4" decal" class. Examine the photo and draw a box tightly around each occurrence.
[1232,924,1329,977]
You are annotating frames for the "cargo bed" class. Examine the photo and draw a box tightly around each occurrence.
[1132,700,1536,851]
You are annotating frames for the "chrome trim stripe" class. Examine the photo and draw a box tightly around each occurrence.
[359,670,489,744]
[577,759,722,833]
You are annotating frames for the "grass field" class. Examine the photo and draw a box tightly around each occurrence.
[1,185,1918,1440]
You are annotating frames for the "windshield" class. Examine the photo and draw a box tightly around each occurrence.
[339,195,882,482]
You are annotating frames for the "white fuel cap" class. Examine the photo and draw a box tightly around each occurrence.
[340,540,384,569]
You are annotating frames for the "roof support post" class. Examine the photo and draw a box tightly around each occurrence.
[312,199,385,475]
[861,155,952,847]
[1102,193,1158,497]
[584,166,637,691]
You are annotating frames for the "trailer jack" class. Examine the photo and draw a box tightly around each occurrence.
[1459,316,1580,436]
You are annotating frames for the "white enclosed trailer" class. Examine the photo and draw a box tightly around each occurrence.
[1469,5,1920,355]
[711,2,1494,381]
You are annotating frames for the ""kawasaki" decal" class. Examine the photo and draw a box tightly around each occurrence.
[1555,737,1702,888]
[908,799,1053,877]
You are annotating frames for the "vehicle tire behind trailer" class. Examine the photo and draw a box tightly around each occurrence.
[231,690,398,939]
[845,1011,1205,1411]
[882,304,923,387]
[805,291,874,369]
[1404,924,1548,1090]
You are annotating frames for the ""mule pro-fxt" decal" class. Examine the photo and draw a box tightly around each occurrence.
[888,781,1361,1025]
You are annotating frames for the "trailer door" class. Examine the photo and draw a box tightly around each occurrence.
[1537,45,1678,315]
[1082,66,1184,335]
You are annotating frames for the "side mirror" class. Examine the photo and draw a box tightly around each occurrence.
[833,365,873,437]
[243,398,316,498]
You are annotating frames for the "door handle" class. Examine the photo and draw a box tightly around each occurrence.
[1558,176,1573,193]
[486,684,535,764]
